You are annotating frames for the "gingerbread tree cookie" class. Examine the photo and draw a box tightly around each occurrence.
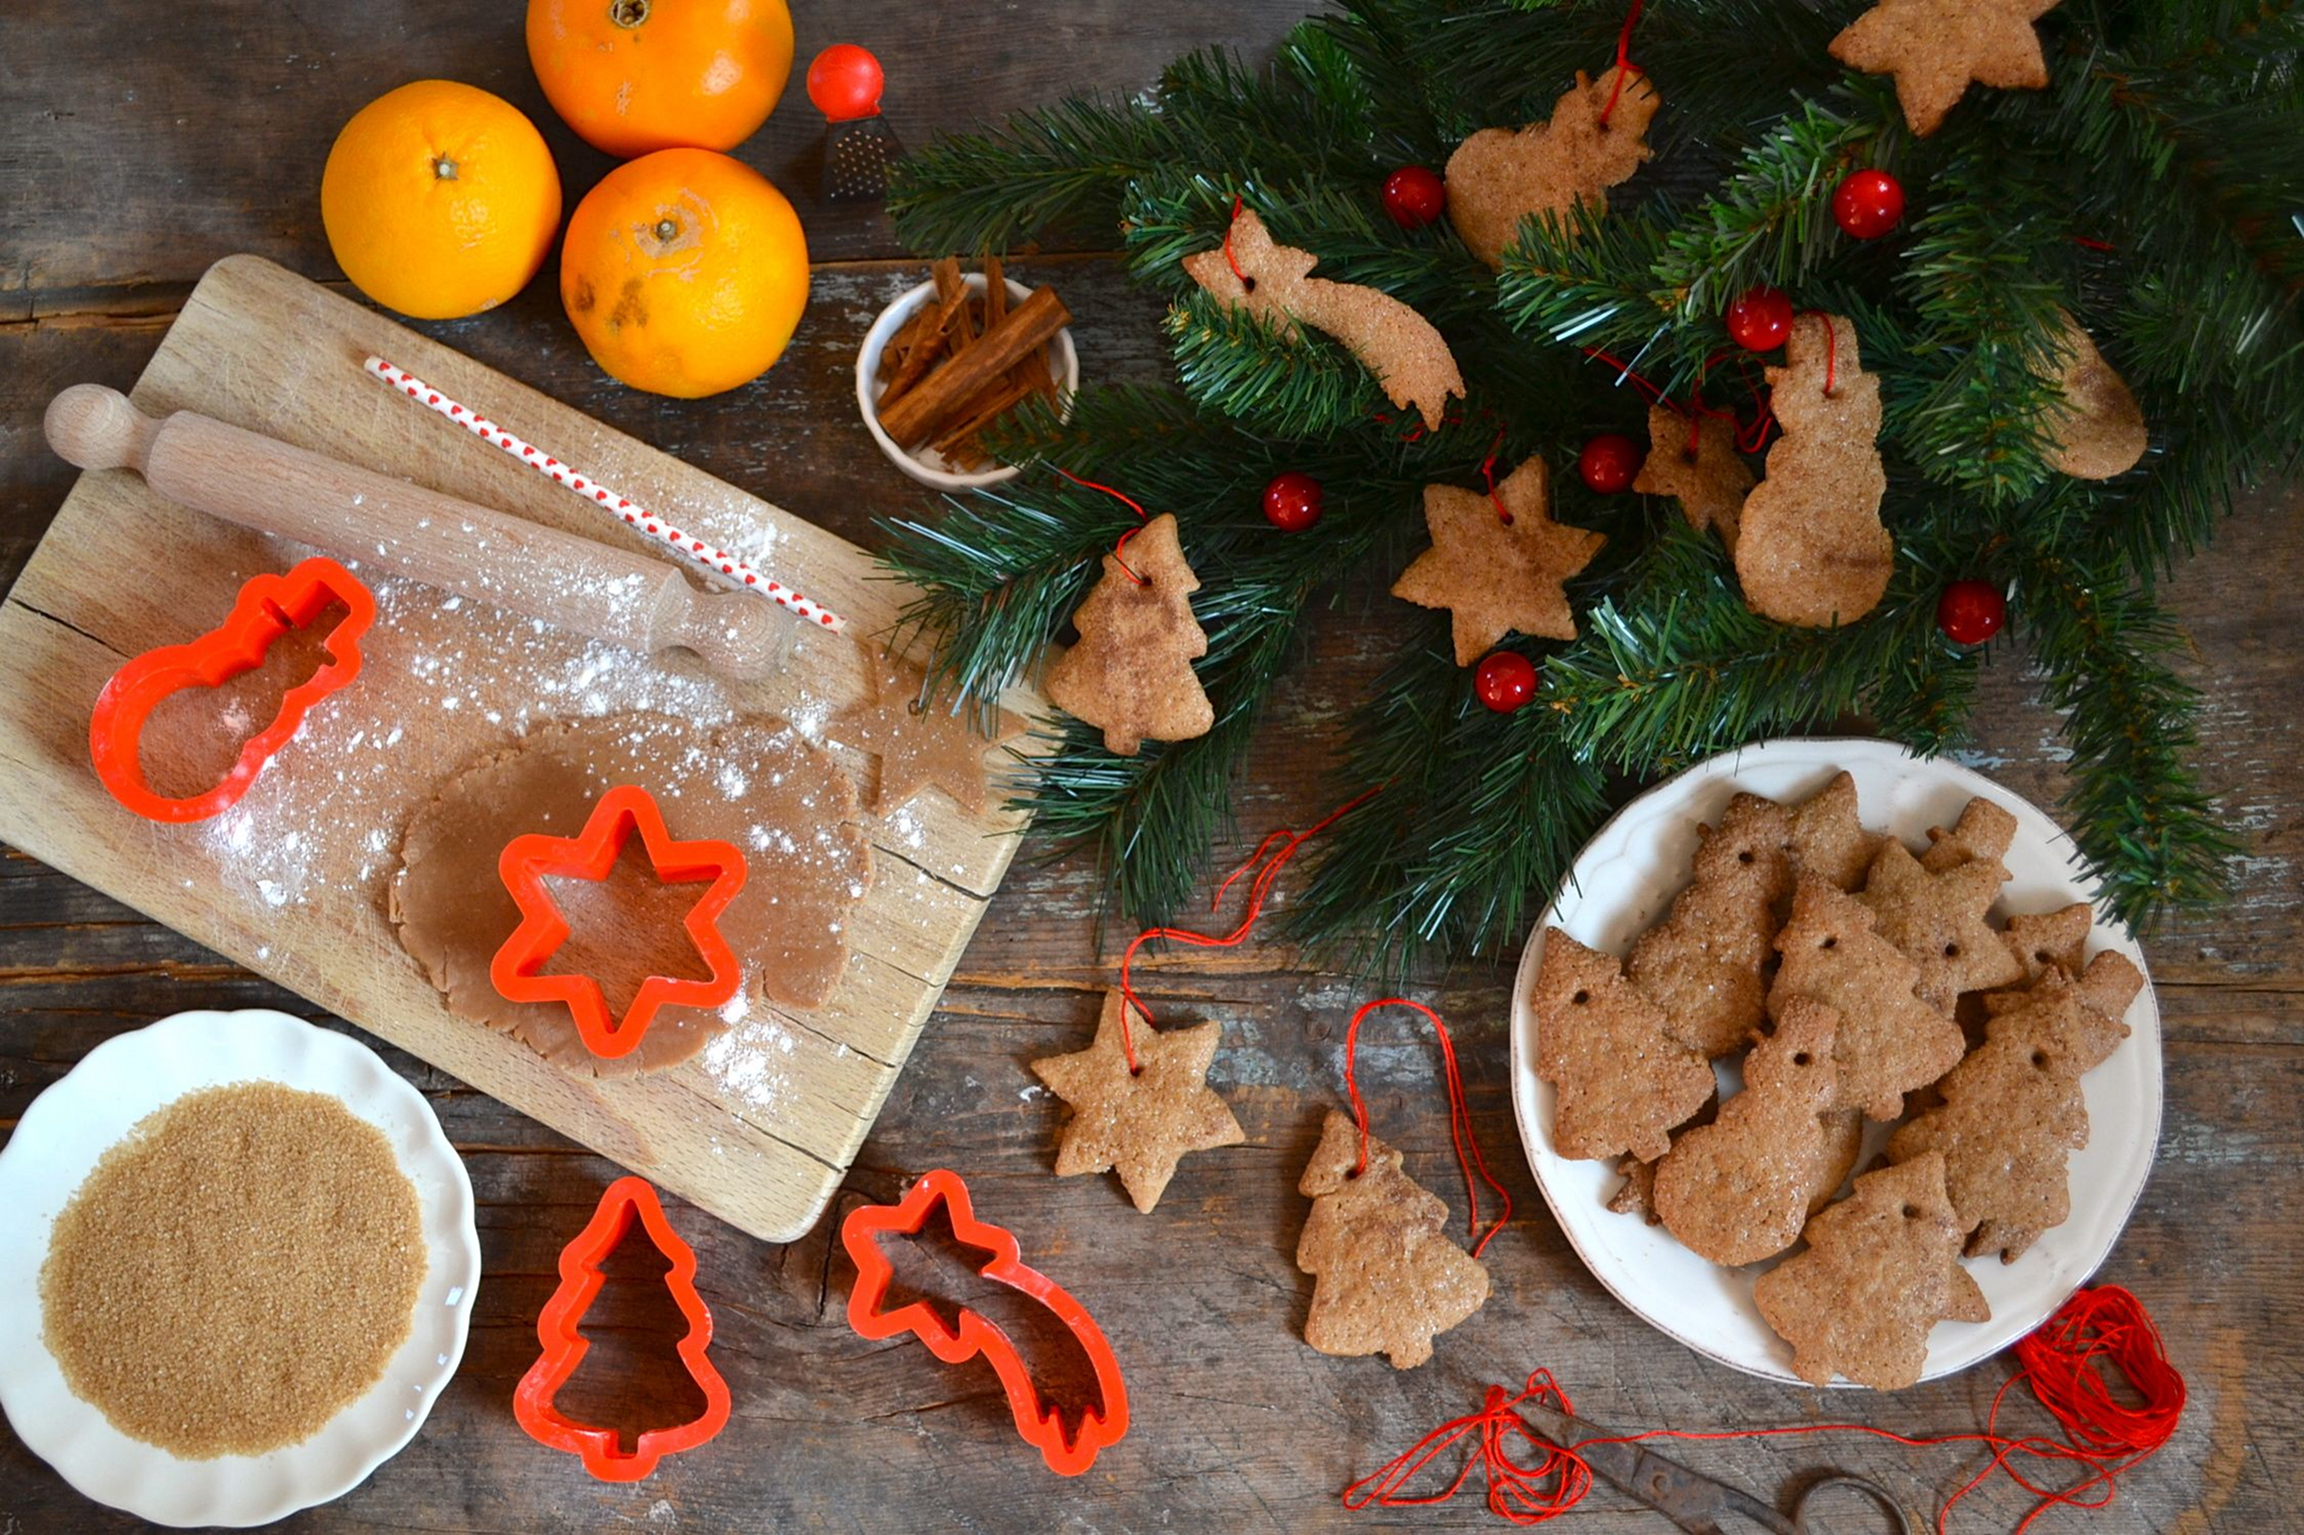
[1297,1110,1490,1368]
[1633,403,1754,550]
[1734,314,1893,628]
[832,649,1025,817]
[1653,998,1840,1265]
[1769,877,1964,1120]
[1182,205,1465,430]
[1753,1152,1989,1389]
[2039,309,2147,479]
[1628,792,1793,1057]
[1445,66,1662,269]
[1858,839,2024,1013]
[1532,930,1715,1161]
[1786,770,1884,892]
[1391,457,1605,665]
[1830,0,2061,137]
[1888,983,2109,1261]
[1045,512,1215,755]
[1030,990,1247,1213]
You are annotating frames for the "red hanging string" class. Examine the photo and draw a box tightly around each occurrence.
[1223,194,1250,285]
[1113,787,1382,1072]
[1344,1285,2184,1533]
[1478,427,1513,523]
[1049,463,1151,587]
[1338,998,1511,1259]
[1596,0,1647,129]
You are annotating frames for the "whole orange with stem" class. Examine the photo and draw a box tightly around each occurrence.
[321,81,562,320]
[527,0,794,158]
[560,147,809,398]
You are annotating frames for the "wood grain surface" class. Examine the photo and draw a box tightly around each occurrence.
[3,2,2298,1531]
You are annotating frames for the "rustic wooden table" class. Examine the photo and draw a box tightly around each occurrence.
[3,3,2297,1530]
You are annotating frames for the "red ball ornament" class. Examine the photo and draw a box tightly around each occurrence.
[1832,168,1905,240]
[1936,580,2006,645]
[1474,651,1538,713]
[1578,433,1640,494]
[807,44,886,123]
[1381,166,1447,230]
[1725,285,1793,352]
[1261,470,1325,533]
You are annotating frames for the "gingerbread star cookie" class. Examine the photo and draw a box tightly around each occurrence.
[1633,403,1754,550]
[1029,990,1246,1213]
[1391,457,1605,664]
[1858,839,2024,1013]
[1829,0,2061,137]
[832,650,1025,818]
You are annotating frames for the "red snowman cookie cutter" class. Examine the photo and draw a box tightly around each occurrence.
[490,784,748,1060]
[513,1175,732,1481]
[841,1168,1130,1476]
[87,555,375,822]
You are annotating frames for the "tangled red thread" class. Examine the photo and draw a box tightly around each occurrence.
[1113,788,1381,1072]
[1340,997,1510,1258]
[1049,464,1152,586]
[1345,1285,2183,1532]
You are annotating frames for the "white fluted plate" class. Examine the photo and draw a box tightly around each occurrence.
[0,1008,479,1524]
[1508,738,2160,1386]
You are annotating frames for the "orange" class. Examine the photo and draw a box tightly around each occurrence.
[559,147,809,398]
[527,0,794,159]
[320,81,562,321]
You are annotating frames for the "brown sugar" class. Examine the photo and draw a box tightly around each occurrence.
[38,1081,427,1458]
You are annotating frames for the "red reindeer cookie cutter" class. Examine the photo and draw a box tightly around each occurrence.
[513,1176,732,1481]
[841,1168,1129,1476]
[490,784,748,1060]
[87,555,375,822]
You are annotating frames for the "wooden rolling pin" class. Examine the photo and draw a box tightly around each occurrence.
[43,384,794,683]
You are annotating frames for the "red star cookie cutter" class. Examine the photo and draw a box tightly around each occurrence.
[513,1176,731,1481]
[87,555,375,822]
[490,784,748,1060]
[841,1169,1129,1476]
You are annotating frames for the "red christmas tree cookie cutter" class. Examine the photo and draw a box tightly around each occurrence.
[490,784,748,1060]
[513,1175,732,1481]
[841,1169,1130,1476]
[87,555,375,822]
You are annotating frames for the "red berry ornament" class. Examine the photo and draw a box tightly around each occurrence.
[1578,433,1639,494]
[1725,285,1793,352]
[1262,470,1325,533]
[807,44,885,123]
[1936,580,2006,645]
[1474,651,1538,713]
[1832,168,1905,240]
[1381,166,1447,230]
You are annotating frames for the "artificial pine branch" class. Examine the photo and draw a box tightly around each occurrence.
[879,0,2302,966]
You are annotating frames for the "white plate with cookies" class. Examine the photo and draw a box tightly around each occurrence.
[0,1008,480,1525]
[1508,737,2160,1387]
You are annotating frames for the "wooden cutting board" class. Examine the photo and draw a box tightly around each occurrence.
[0,254,1037,1242]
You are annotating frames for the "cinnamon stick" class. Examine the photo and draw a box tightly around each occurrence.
[877,286,1073,448]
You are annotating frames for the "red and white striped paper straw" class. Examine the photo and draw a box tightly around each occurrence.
[363,355,845,632]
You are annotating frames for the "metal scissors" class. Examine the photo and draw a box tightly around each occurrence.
[1517,1399,1912,1534]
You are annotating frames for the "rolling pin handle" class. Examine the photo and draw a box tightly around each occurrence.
[44,384,159,474]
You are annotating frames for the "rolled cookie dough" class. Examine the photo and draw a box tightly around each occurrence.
[390,712,872,1076]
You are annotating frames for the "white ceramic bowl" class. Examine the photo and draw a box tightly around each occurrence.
[1508,738,2161,1387]
[855,272,1078,490]
[0,1009,481,1525]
